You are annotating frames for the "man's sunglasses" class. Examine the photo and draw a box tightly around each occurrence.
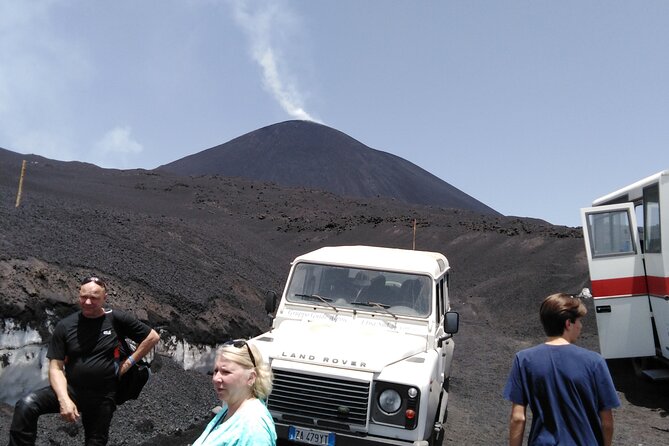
[81,276,107,290]
[224,339,257,368]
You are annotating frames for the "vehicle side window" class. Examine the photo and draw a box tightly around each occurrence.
[586,210,636,257]
[644,184,662,253]
[442,274,449,311]
[439,278,445,314]
[435,277,445,323]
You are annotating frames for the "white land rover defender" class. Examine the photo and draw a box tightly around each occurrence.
[255,245,459,446]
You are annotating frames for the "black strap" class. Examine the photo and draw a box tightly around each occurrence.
[108,310,134,358]
[109,310,151,366]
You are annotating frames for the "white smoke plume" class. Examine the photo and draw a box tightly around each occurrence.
[93,126,144,169]
[229,0,320,122]
[94,126,143,155]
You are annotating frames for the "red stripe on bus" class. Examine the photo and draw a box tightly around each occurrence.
[591,277,647,298]
[647,276,669,296]
[592,276,669,298]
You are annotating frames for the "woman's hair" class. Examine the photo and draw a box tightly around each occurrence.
[539,293,587,337]
[217,342,273,400]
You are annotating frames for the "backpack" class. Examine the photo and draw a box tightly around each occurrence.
[110,311,151,405]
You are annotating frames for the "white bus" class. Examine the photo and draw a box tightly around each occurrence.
[581,170,669,379]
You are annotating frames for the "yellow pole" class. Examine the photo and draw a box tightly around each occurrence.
[412,219,417,250]
[15,160,26,208]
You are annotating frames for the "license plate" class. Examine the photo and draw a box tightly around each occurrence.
[288,426,336,446]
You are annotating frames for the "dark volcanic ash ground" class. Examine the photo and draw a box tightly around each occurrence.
[0,152,667,445]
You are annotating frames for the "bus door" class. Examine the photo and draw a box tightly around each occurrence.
[581,203,656,359]
[642,181,669,360]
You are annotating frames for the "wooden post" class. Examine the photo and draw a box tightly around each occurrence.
[15,160,26,208]
[412,218,417,250]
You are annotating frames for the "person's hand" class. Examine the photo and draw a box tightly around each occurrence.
[118,358,134,377]
[59,397,80,423]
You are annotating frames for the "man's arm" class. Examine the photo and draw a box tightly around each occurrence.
[600,409,614,446]
[119,329,160,377]
[48,359,79,423]
[509,403,526,446]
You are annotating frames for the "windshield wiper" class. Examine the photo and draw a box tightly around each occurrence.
[351,301,397,319]
[294,294,338,312]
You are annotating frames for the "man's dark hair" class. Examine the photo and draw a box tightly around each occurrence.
[539,293,587,337]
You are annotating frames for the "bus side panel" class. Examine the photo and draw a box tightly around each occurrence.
[649,296,669,360]
[594,296,656,359]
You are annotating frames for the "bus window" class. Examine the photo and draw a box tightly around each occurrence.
[586,210,636,257]
[435,280,442,323]
[635,204,644,252]
[644,184,661,253]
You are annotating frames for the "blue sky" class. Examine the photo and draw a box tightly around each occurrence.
[1,1,668,227]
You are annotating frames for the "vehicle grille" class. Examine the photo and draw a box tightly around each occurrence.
[268,368,370,427]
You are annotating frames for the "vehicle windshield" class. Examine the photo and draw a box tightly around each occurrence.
[286,263,432,317]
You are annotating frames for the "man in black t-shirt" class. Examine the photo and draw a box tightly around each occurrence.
[8,277,160,446]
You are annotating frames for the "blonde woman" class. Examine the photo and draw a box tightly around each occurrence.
[192,340,276,446]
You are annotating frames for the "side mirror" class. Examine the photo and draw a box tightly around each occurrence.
[265,290,278,315]
[444,311,459,334]
[438,311,459,348]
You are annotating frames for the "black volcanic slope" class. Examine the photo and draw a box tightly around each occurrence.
[1,147,666,446]
[158,120,499,216]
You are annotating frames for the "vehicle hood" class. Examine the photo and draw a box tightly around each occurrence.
[260,319,427,373]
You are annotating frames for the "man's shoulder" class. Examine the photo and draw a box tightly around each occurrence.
[520,343,605,364]
[516,343,599,358]
[516,343,550,356]
[55,311,82,327]
[566,344,606,362]
[106,308,134,322]
[107,308,151,337]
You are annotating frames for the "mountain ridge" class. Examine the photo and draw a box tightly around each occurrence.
[158,120,499,216]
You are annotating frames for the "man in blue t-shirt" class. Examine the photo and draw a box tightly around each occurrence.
[503,293,620,446]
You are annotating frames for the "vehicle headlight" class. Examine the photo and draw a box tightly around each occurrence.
[378,389,402,414]
[372,382,421,429]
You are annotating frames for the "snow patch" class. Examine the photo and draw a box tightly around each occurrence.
[0,320,220,405]
[1,319,42,349]
[160,335,218,373]
[0,344,49,405]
